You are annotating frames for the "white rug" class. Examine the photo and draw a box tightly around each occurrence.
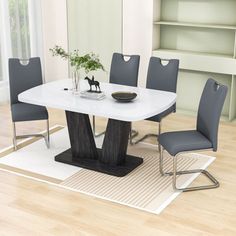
[0,127,215,214]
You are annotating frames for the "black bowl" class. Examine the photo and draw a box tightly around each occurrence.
[112,91,137,102]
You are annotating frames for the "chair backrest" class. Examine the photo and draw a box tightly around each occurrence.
[197,78,228,151]
[146,57,179,93]
[109,53,140,87]
[9,57,43,105]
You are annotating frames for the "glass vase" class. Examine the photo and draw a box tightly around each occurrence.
[72,70,80,95]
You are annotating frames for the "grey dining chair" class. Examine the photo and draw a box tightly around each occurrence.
[92,53,140,142]
[159,79,227,192]
[9,57,50,150]
[133,57,179,150]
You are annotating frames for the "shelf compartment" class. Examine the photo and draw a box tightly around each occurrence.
[154,21,236,30]
[159,25,235,56]
[160,0,236,26]
[153,49,236,75]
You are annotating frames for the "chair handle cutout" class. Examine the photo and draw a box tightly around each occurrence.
[160,58,170,66]
[122,55,132,62]
[19,58,30,66]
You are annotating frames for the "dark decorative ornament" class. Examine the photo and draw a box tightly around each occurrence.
[85,76,101,93]
[112,91,137,102]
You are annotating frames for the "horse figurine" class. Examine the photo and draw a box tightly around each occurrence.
[84,76,101,93]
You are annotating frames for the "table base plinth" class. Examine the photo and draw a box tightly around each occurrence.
[55,148,143,177]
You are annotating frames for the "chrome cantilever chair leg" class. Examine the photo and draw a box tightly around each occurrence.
[159,148,220,192]
[92,116,106,138]
[133,121,161,146]
[46,119,50,148]
[129,123,139,145]
[157,122,161,153]
[159,146,166,176]
[13,122,17,151]
[12,120,50,151]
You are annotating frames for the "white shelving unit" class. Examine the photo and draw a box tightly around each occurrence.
[154,21,236,30]
[153,0,236,121]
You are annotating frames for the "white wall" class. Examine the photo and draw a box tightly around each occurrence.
[0,0,11,103]
[123,0,153,87]
[41,0,68,82]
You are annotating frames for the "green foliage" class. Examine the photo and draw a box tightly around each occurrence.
[49,45,69,59]
[49,46,105,74]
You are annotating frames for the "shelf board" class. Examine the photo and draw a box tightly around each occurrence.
[154,21,236,30]
[153,49,236,75]
[155,49,233,58]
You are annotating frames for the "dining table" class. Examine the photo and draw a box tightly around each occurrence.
[18,79,177,177]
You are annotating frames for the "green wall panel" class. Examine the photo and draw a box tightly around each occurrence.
[67,0,122,82]
[176,70,231,117]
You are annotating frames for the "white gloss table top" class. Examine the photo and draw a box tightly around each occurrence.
[18,79,177,122]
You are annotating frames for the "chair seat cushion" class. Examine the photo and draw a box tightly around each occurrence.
[159,130,212,156]
[147,105,175,122]
[11,103,48,122]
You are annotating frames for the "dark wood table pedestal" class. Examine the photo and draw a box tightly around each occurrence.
[55,111,143,177]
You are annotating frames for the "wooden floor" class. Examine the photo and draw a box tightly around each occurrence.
[0,103,236,236]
